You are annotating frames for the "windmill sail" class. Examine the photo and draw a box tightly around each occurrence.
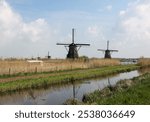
[97,49,106,51]
[56,43,70,45]
[76,43,90,46]
[109,50,118,52]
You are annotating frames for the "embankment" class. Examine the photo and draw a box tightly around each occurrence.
[83,72,150,105]
[0,65,139,95]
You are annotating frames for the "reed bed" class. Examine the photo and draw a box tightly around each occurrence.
[0,59,120,75]
[138,58,150,67]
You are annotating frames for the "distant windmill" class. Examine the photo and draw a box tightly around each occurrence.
[57,29,90,59]
[47,51,51,59]
[97,41,118,58]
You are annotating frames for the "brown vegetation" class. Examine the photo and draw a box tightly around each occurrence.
[0,59,120,75]
[138,58,150,67]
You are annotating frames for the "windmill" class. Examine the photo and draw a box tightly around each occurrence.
[97,41,118,58]
[47,51,51,59]
[57,28,90,59]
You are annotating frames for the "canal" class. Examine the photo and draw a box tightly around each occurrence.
[0,68,150,105]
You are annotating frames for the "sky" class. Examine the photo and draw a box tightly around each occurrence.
[0,0,150,59]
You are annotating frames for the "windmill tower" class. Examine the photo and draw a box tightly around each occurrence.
[97,41,118,58]
[57,28,90,59]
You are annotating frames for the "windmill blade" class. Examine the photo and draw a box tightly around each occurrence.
[56,43,70,45]
[75,43,90,46]
[97,49,106,51]
[109,50,118,52]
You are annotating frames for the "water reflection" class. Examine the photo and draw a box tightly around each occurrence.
[71,81,91,99]
[0,67,150,105]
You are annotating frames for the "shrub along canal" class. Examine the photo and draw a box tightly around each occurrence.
[0,67,150,105]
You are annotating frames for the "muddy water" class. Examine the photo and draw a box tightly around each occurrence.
[0,68,150,105]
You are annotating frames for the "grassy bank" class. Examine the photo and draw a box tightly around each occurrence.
[83,72,150,105]
[0,64,139,95]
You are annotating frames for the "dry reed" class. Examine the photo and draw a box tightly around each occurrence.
[138,58,150,67]
[0,59,120,75]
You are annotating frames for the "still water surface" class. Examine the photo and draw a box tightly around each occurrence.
[0,68,150,105]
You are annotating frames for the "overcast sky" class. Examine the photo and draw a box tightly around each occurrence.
[0,0,150,59]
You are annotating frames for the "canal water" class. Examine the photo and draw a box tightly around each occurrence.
[0,68,150,105]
